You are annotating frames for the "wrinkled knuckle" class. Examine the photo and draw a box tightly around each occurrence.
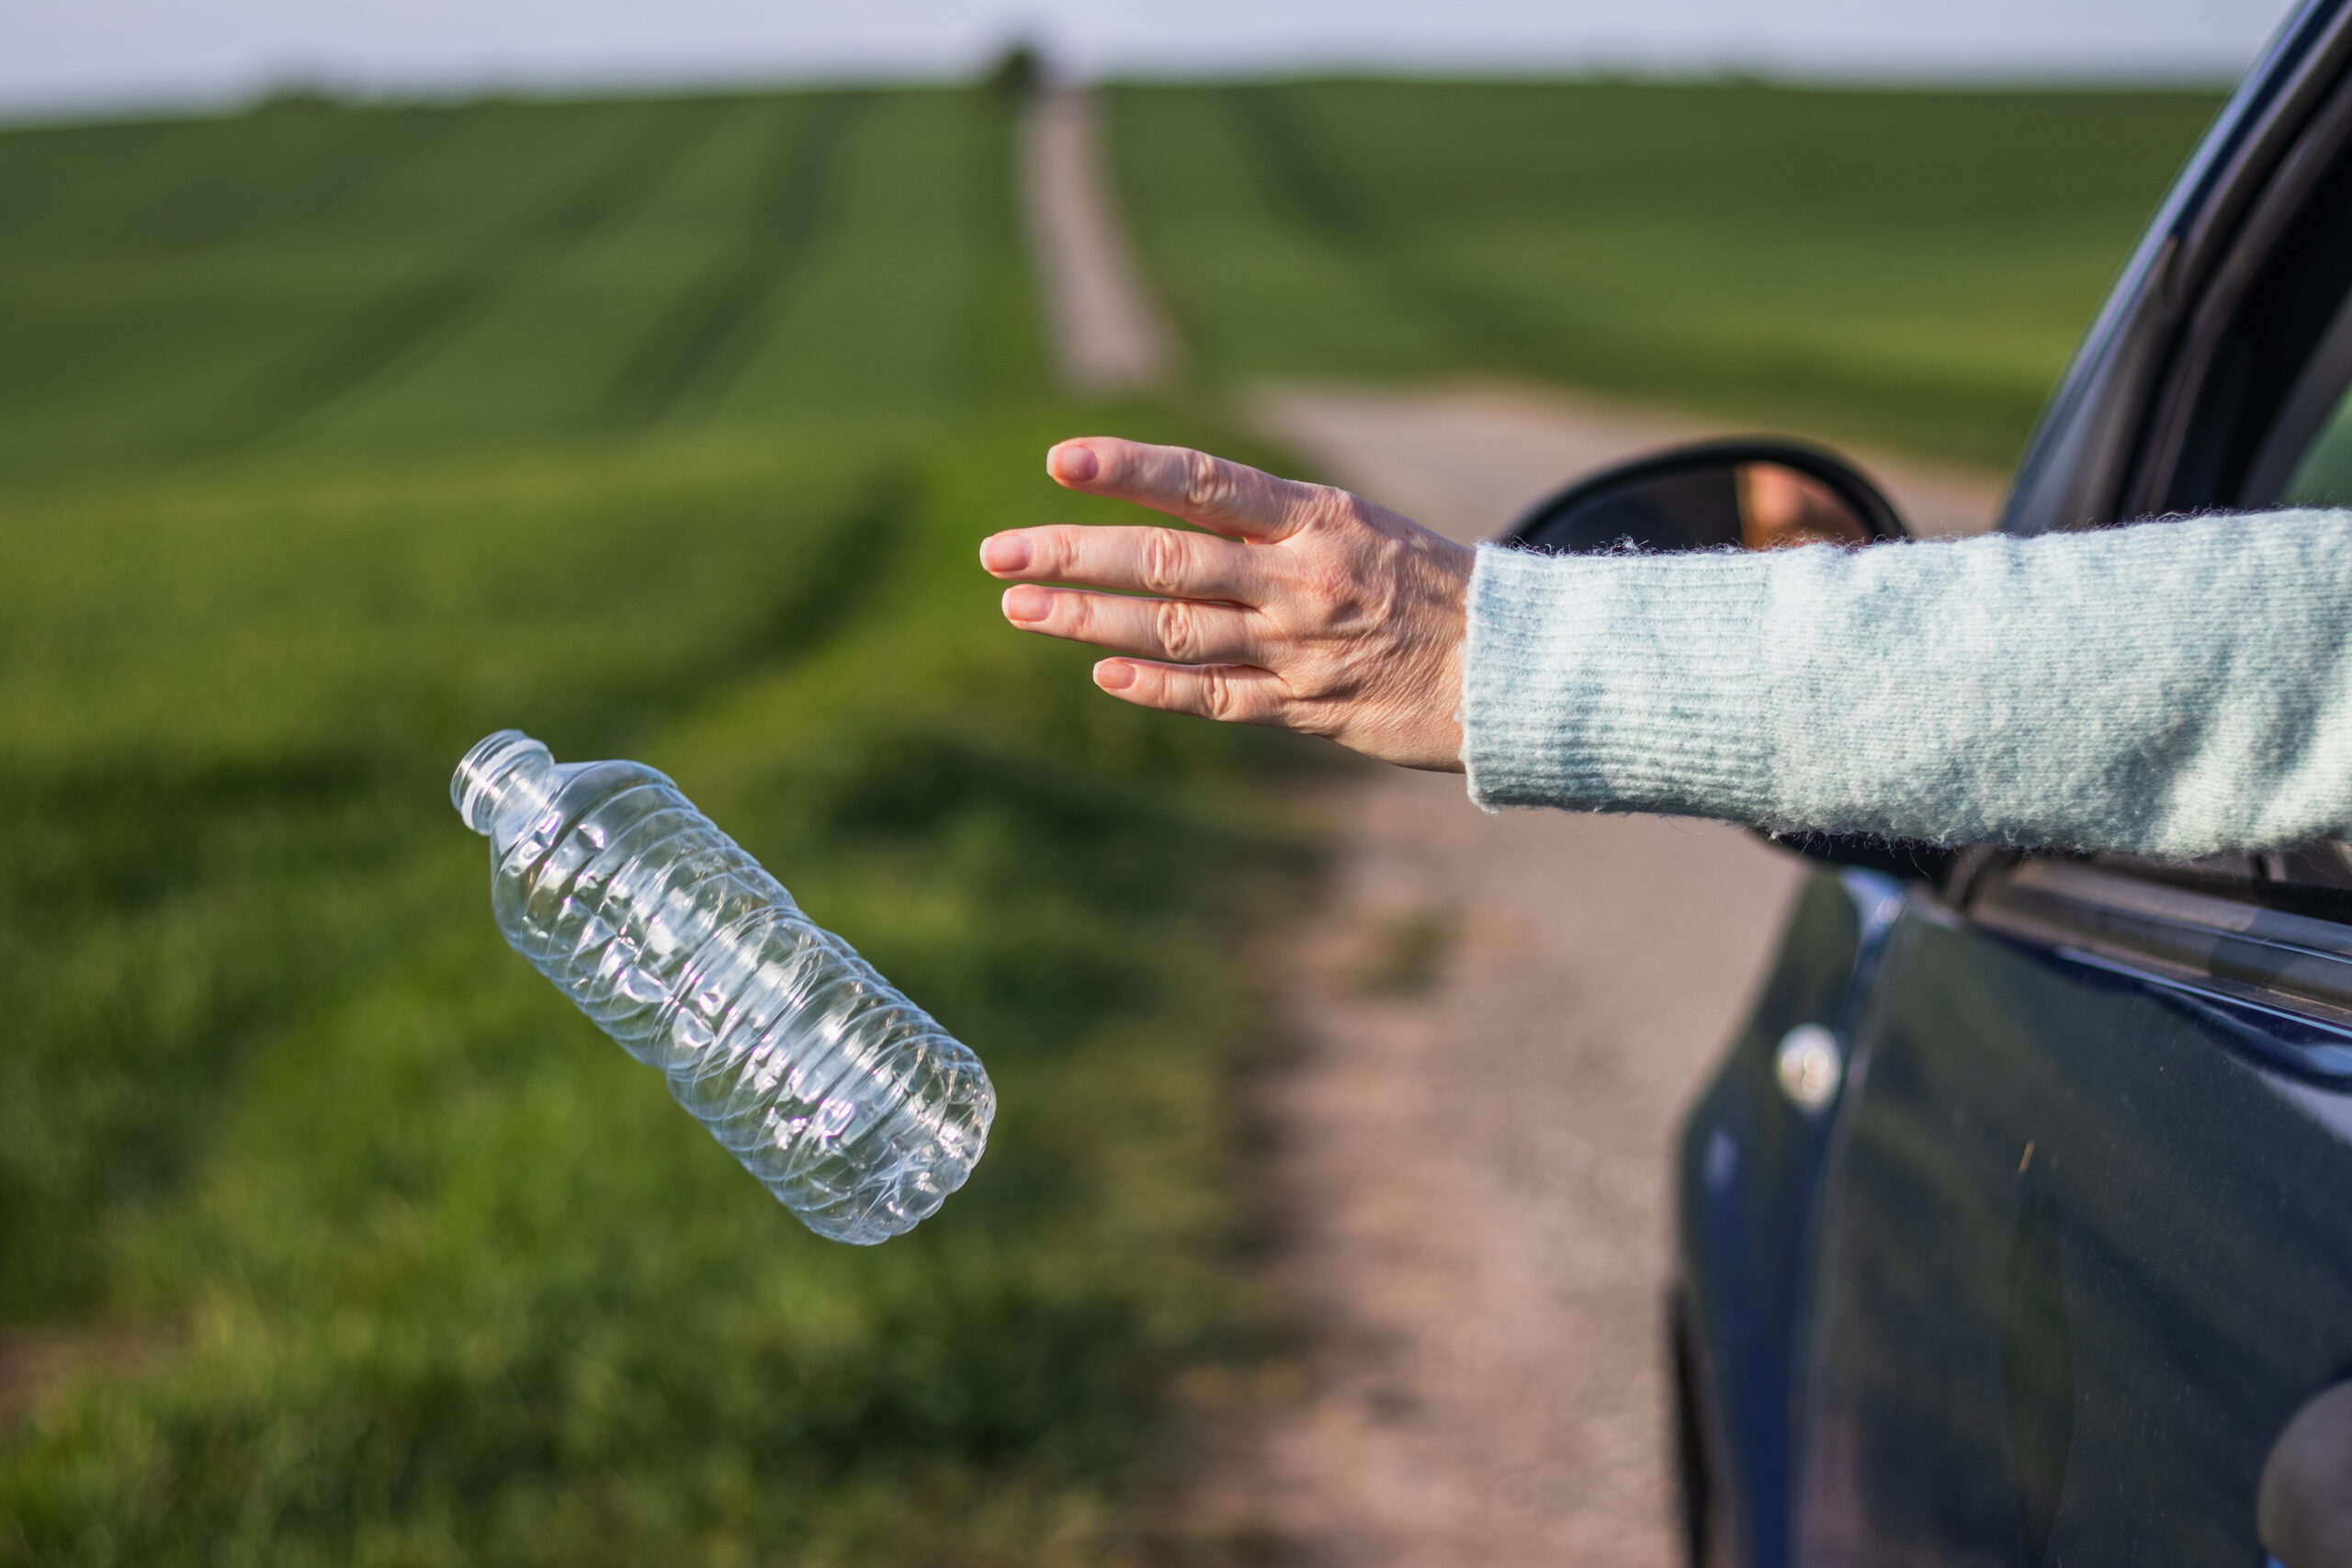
[1201,668,1241,723]
[1154,598,1202,661]
[1139,530,1190,596]
[1032,527,1076,576]
[1184,451,1233,514]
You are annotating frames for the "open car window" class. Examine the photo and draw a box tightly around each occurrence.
[2274,353,2352,504]
[2280,393,2352,503]
[2247,276,2352,505]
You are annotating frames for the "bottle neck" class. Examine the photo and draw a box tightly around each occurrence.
[452,730,560,837]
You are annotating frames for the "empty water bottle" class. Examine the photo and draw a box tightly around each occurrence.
[451,729,994,1244]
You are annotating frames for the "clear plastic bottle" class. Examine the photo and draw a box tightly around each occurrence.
[451,729,994,1244]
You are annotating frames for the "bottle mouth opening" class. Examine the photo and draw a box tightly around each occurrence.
[452,729,557,835]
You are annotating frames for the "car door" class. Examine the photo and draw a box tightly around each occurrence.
[1792,6,2352,1563]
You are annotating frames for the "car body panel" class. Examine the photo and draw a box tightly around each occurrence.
[1792,899,2352,1565]
[1674,869,1902,1568]
[1672,1,2352,1562]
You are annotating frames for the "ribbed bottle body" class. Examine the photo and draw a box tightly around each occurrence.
[453,731,993,1244]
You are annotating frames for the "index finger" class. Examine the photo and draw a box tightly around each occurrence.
[1046,437,1331,541]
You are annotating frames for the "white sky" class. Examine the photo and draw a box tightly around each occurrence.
[4,0,2305,123]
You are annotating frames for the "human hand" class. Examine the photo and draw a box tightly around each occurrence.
[979,437,1475,772]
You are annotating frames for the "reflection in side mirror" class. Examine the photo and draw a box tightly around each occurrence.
[1739,465,1875,550]
[1501,439,1907,556]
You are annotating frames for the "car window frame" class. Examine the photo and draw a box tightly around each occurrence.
[2001,0,2352,539]
[1960,14,2352,919]
[2122,65,2352,517]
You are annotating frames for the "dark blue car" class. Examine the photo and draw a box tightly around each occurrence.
[1510,4,2352,1562]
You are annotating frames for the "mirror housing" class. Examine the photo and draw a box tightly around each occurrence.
[1498,440,1950,882]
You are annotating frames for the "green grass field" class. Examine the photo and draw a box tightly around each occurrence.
[0,87,1304,1564]
[0,71,2238,1563]
[1108,80,2224,468]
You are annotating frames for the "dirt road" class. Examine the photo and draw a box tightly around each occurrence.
[1202,405,1950,1567]
[1227,780,1791,1566]
[1205,392,2002,1566]
[1019,87,1176,397]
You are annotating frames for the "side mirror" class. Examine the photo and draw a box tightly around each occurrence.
[1502,438,1908,555]
[1499,440,1952,883]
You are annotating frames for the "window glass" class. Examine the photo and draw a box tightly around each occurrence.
[2282,387,2352,507]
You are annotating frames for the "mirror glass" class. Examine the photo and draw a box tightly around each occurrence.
[1515,458,1880,556]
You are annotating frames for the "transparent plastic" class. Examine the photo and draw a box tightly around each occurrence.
[452,729,994,1244]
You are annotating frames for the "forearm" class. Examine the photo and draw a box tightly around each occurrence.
[1462,510,2352,858]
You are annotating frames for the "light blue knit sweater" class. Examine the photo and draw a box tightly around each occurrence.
[1461,509,2352,858]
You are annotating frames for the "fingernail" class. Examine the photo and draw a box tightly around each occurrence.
[1094,660,1136,692]
[1003,585,1050,623]
[1048,443,1099,484]
[979,533,1031,572]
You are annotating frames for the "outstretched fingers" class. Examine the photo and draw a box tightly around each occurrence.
[979,523,1269,604]
[1046,437,1331,540]
[1092,659,1293,726]
[1001,584,1264,665]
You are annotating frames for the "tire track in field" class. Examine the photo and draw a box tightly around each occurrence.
[0,121,174,244]
[107,107,458,255]
[603,93,869,425]
[219,99,733,454]
[1225,86,1551,380]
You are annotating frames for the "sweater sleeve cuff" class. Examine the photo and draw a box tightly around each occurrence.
[1461,542,1779,819]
